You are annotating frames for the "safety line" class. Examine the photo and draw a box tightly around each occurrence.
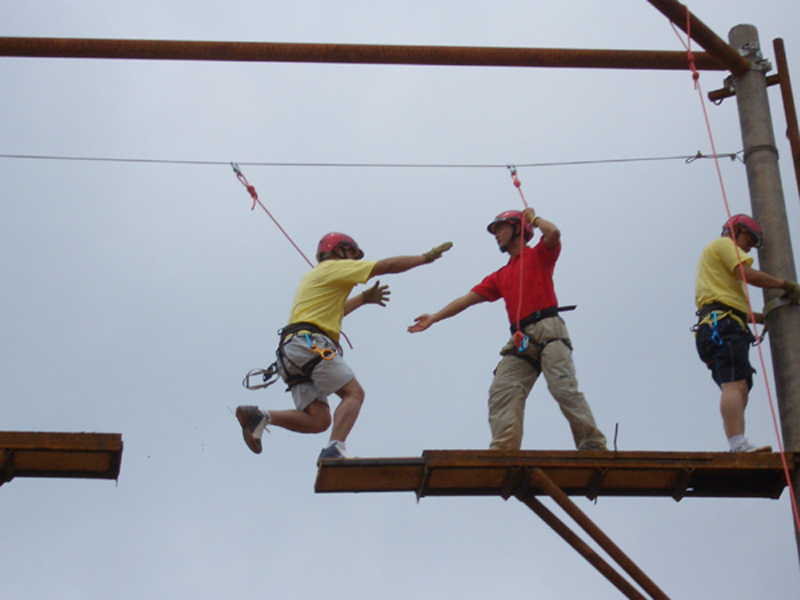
[231,163,314,268]
[672,8,800,531]
[0,152,741,170]
[508,166,530,349]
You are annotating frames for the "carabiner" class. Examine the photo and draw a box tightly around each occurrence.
[710,312,723,346]
[514,330,529,353]
[305,334,335,361]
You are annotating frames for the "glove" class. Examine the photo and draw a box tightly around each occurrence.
[781,280,800,304]
[522,207,538,227]
[423,242,453,263]
[362,280,390,306]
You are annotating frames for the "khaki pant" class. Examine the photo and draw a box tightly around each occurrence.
[487,316,606,450]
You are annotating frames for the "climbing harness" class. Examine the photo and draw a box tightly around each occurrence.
[692,303,757,346]
[510,305,577,336]
[273,322,340,391]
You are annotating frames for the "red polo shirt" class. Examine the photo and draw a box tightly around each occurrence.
[471,240,561,325]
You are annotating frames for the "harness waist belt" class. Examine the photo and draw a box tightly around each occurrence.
[511,305,577,335]
[279,321,328,344]
[696,302,748,325]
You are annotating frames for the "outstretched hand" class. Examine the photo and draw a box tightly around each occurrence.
[362,280,390,306]
[423,241,453,264]
[408,314,434,333]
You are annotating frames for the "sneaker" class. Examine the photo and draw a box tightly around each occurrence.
[578,441,608,452]
[236,405,268,454]
[730,442,772,453]
[317,441,353,465]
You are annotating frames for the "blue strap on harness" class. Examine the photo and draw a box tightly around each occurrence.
[711,312,723,346]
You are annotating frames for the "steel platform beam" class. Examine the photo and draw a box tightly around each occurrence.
[0,431,123,486]
[315,450,794,501]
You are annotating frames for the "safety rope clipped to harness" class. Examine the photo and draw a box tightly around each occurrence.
[508,166,531,352]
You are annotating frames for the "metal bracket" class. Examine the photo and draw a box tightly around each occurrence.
[0,449,14,487]
[586,467,608,501]
[737,41,772,73]
[671,467,695,502]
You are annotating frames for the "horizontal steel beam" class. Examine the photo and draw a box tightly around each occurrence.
[646,0,751,75]
[0,37,728,71]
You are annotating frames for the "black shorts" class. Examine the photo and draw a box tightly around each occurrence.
[696,316,755,389]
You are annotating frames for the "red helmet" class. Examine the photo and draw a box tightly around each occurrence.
[316,232,364,262]
[487,210,533,242]
[722,214,763,248]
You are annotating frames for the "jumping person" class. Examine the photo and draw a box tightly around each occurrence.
[236,232,452,462]
[409,208,607,451]
[694,214,800,452]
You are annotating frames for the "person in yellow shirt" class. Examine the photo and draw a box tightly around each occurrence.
[236,232,452,462]
[694,214,800,452]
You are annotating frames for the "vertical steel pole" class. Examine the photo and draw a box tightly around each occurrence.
[729,25,800,560]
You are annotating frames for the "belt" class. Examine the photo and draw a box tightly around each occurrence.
[279,322,328,344]
[696,302,749,328]
[510,305,576,335]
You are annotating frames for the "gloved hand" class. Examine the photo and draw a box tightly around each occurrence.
[781,279,800,304]
[423,242,453,263]
[362,280,390,306]
[522,207,538,226]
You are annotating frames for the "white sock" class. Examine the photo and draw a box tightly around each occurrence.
[728,435,746,450]
[253,411,269,439]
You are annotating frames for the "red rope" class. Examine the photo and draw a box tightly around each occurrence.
[231,164,354,349]
[231,163,314,268]
[509,166,530,349]
[672,9,800,530]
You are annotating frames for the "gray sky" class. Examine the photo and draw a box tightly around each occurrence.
[2,1,799,598]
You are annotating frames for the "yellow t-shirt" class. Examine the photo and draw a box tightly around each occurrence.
[287,259,377,343]
[695,236,753,315]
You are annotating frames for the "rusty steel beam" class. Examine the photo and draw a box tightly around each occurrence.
[774,38,800,204]
[646,0,751,75]
[516,493,650,600]
[525,467,671,599]
[708,74,780,103]
[0,36,728,71]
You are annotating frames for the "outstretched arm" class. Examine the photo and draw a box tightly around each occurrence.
[408,291,486,333]
[344,280,390,316]
[370,242,453,277]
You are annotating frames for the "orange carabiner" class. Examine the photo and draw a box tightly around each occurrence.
[304,334,335,361]
[310,343,336,361]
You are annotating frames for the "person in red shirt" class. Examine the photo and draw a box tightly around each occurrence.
[409,208,606,451]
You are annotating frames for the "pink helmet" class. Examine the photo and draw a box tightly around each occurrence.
[316,232,364,262]
[722,214,763,248]
[487,210,533,242]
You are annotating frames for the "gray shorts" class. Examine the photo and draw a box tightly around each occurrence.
[276,333,355,411]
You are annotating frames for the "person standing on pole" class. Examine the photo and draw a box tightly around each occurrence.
[409,207,607,451]
[694,214,800,452]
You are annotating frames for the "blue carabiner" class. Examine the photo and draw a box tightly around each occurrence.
[710,312,723,346]
[517,334,530,353]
